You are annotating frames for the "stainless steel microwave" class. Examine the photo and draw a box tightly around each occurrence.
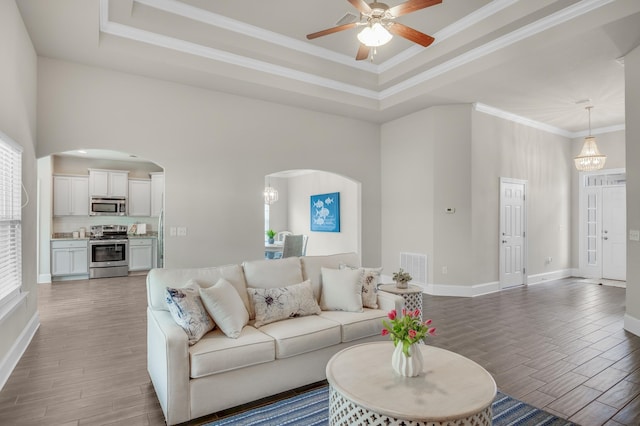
[89,197,127,216]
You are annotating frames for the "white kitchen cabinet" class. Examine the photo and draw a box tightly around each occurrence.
[51,240,89,277]
[150,172,164,217]
[89,169,129,198]
[129,238,155,271]
[53,175,89,216]
[128,179,151,216]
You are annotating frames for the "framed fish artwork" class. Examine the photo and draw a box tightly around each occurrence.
[310,192,340,232]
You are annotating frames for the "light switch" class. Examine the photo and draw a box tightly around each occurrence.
[630,229,640,242]
[445,208,455,214]
[169,227,177,237]
[177,227,187,237]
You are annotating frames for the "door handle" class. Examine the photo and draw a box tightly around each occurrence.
[502,240,507,244]
[603,236,608,240]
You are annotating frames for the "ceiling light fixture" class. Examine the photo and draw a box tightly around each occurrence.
[264,177,278,205]
[357,22,393,47]
[574,106,606,172]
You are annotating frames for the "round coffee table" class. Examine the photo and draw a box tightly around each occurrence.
[326,342,496,425]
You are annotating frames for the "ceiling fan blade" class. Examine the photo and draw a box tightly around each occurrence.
[348,0,372,14]
[335,12,359,26]
[306,22,358,40]
[388,23,435,47]
[356,44,370,61]
[389,0,442,17]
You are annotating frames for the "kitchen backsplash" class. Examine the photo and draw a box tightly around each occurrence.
[52,216,156,234]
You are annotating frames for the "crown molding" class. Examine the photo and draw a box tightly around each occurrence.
[380,0,616,98]
[474,103,625,138]
[133,0,379,73]
[101,0,621,135]
[100,0,380,99]
[473,103,573,137]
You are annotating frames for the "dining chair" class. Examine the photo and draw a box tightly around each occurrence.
[276,231,293,242]
[281,234,305,258]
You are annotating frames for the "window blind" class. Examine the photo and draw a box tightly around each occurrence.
[0,135,22,304]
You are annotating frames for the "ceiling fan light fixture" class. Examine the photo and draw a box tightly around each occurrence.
[574,106,607,172]
[357,22,393,47]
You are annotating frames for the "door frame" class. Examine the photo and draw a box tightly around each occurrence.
[499,177,528,289]
[577,168,626,279]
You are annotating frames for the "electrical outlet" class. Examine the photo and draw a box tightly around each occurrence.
[442,266,448,274]
[177,227,187,237]
[630,229,640,242]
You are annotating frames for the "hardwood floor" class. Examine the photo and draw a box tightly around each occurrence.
[0,276,639,425]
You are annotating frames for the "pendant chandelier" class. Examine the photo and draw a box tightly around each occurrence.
[574,106,606,171]
[263,177,278,205]
[357,21,393,47]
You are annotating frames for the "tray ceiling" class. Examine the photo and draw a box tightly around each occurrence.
[16,0,640,133]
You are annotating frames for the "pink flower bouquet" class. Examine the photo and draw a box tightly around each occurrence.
[382,308,436,357]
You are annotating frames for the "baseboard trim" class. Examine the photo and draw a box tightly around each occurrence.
[420,281,501,298]
[625,314,640,338]
[527,269,573,285]
[0,311,40,391]
[38,274,51,284]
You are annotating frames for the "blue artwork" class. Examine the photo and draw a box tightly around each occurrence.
[310,192,340,232]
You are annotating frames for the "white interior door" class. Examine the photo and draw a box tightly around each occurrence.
[602,186,626,280]
[500,178,527,289]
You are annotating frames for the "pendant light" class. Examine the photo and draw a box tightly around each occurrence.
[263,177,278,205]
[574,106,606,171]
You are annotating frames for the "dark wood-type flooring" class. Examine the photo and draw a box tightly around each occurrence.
[0,276,639,425]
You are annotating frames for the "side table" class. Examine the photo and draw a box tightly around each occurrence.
[378,284,423,319]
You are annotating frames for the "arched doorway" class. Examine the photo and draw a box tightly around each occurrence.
[37,149,164,282]
[264,169,361,258]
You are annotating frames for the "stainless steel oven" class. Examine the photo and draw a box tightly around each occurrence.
[89,225,129,278]
[90,197,127,216]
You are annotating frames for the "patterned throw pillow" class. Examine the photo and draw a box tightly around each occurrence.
[165,280,214,345]
[339,264,382,309]
[247,280,321,327]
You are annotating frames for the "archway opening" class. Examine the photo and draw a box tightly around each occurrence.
[37,149,165,283]
[263,169,361,259]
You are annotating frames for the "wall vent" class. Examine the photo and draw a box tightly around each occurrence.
[400,252,427,285]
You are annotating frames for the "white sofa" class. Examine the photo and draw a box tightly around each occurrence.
[146,252,404,425]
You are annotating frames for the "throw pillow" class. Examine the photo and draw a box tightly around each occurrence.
[199,278,249,339]
[165,280,214,345]
[247,280,321,327]
[320,267,363,312]
[339,264,382,309]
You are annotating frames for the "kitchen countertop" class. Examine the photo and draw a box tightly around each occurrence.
[128,234,157,239]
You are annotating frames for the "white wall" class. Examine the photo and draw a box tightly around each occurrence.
[287,171,359,256]
[381,108,435,280]
[36,58,381,267]
[624,44,640,336]
[381,104,573,294]
[0,0,39,387]
[472,110,572,285]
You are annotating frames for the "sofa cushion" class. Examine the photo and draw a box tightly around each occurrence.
[242,257,304,318]
[199,279,249,338]
[165,281,214,345]
[147,264,250,315]
[320,267,363,312]
[248,280,321,327]
[189,326,275,378]
[258,315,341,359]
[300,253,360,301]
[319,309,387,342]
[340,264,382,309]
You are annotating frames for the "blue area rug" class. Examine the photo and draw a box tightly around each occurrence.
[206,386,575,426]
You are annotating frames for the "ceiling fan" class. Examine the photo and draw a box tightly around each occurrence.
[306,0,442,61]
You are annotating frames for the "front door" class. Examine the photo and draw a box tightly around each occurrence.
[499,178,527,289]
[602,186,626,280]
